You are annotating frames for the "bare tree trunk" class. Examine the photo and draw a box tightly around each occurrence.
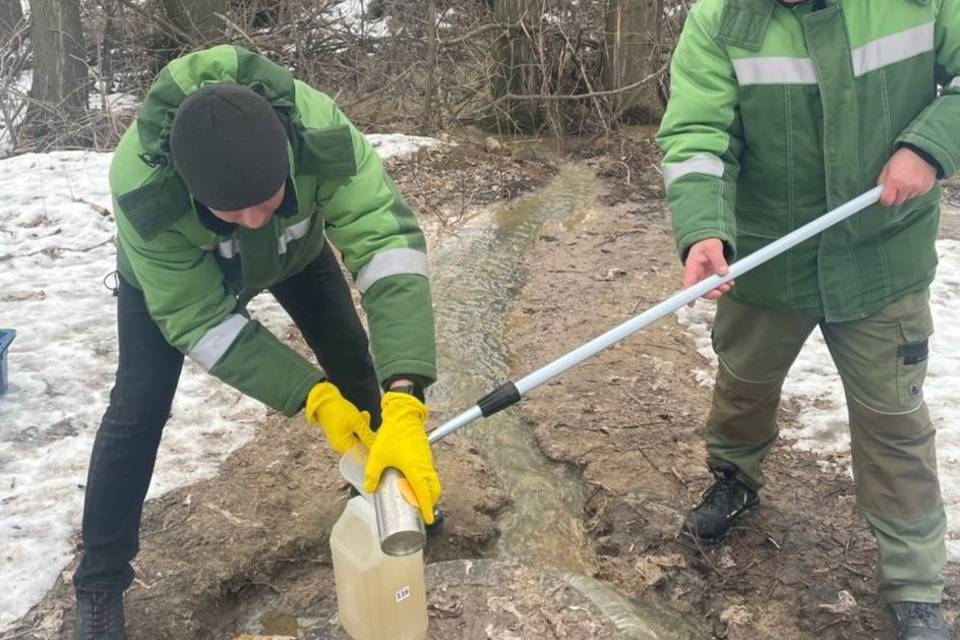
[159,0,229,48]
[603,0,664,124]
[24,0,89,144]
[0,0,28,151]
[98,0,118,92]
[420,0,437,134]
[0,0,24,43]
[491,0,541,133]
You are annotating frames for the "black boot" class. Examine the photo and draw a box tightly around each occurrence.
[679,461,759,548]
[74,589,127,640]
[890,602,953,640]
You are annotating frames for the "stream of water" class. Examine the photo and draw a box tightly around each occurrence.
[426,162,598,572]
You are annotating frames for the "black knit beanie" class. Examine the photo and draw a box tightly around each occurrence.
[170,83,289,211]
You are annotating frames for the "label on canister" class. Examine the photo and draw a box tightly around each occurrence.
[395,585,411,603]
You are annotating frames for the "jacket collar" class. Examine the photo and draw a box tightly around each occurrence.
[716,0,777,51]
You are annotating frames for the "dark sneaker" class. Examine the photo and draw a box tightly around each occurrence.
[890,602,952,640]
[74,589,127,640]
[679,461,759,548]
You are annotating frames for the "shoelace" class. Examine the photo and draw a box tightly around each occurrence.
[900,602,940,627]
[86,592,112,639]
[700,473,744,511]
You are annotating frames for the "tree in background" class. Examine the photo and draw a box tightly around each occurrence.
[603,0,665,123]
[24,0,89,146]
[0,0,24,43]
[95,0,120,93]
[491,0,543,132]
[158,0,230,48]
[0,0,28,149]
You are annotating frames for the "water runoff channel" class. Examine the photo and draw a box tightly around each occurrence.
[426,162,595,571]
[423,161,706,639]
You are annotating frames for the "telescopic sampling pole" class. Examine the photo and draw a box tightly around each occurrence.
[367,186,884,556]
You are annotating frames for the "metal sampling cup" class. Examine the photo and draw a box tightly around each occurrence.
[339,446,425,556]
[373,468,426,556]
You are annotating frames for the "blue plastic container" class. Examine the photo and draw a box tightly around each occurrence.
[0,329,15,395]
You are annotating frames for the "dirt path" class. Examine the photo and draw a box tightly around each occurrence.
[503,135,960,639]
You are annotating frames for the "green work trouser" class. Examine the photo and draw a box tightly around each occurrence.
[706,289,946,603]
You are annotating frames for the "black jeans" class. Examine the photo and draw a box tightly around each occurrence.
[74,243,381,591]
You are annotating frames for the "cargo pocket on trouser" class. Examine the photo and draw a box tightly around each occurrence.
[897,303,933,408]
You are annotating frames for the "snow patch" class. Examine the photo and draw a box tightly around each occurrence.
[88,90,138,113]
[367,133,435,159]
[329,0,388,38]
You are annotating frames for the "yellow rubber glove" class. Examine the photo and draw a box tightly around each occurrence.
[305,381,376,454]
[363,392,442,524]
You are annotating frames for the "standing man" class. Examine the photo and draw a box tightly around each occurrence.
[657,0,957,636]
[73,45,441,639]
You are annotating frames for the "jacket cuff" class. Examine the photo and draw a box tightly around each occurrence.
[285,369,327,417]
[677,229,737,265]
[896,132,957,179]
[377,359,437,388]
[896,142,945,178]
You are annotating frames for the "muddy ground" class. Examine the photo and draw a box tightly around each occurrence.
[7,132,960,639]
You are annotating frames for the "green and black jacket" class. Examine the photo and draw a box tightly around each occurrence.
[111,45,436,416]
[657,0,960,321]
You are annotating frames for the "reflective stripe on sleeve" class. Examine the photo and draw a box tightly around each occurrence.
[188,314,250,371]
[217,238,239,259]
[354,247,428,294]
[663,153,725,189]
[278,219,311,255]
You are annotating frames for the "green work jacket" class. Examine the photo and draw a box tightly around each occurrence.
[657,0,960,321]
[111,45,436,416]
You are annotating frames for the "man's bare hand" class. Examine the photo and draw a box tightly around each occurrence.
[878,147,937,207]
[684,238,733,301]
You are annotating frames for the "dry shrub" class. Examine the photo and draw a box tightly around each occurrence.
[6,0,695,153]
